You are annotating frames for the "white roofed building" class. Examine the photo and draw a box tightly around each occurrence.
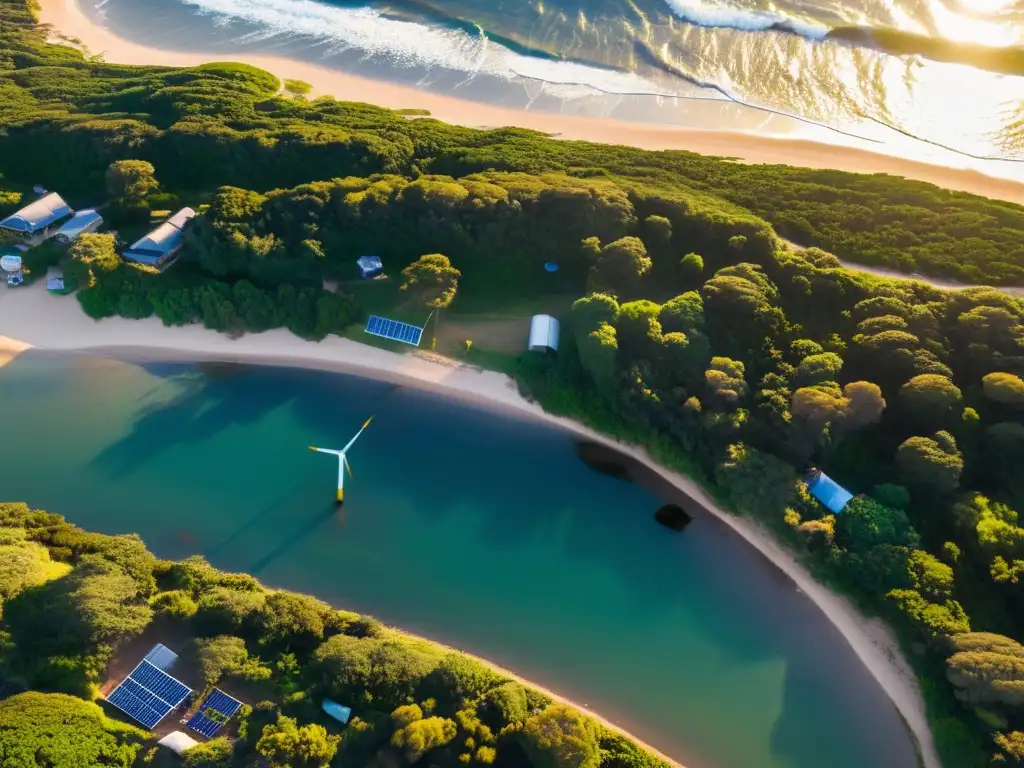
[0,192,73,238]
[122,207,196,270]
[54,209,103,244]
[157,731,199,755]
[528,314,560,352]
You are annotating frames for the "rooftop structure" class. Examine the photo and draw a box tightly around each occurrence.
[122,207,196,269]
[0,192,72,237]
[365,315,424,346]
[806,470,854,514]
[157,731,199,755]
[323,699,352,724]
[144,642,179,671]
[357,254,383,279]
[54,209,103,244]
[528,314,559,352]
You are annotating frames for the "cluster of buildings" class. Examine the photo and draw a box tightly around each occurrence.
[0,189,196,286]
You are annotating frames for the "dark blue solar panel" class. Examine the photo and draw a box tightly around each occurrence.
[105,659,191,729]
[186,711,222,738]
[107,683,166,728]
[364,315,424,347]
[205,689,242,718]
[130,660,191,706]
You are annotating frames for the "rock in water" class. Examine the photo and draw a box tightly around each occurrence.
[654,504,692,532]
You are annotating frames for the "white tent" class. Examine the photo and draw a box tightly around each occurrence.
[157,731,199,755]
[528,314,559,352]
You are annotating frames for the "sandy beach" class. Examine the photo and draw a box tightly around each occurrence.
[0,282,939,768]
[32,0,1024,207]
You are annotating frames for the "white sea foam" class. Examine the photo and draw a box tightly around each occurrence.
[662,0,830,41]
[177,0,681,99]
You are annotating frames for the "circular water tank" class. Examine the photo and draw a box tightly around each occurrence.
[0,254,22,273]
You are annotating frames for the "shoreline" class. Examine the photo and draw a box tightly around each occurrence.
[34,0,1024,206]
[0,283,939,768]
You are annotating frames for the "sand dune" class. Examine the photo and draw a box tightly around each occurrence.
[0,282,939,768]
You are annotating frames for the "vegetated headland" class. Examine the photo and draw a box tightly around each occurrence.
[2,0,1024,763]
[0,499,680,768]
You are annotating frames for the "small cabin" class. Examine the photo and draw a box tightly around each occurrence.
[805,469,853,514]
[357,255,383,279]
[122,207,196,270]
[528,314,559,352]
[54,209,103,244]
[0,192,72,239]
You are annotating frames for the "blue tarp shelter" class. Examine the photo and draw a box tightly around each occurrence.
[322,699,352,724]
[357,255,383,279]
[806,470,854,514]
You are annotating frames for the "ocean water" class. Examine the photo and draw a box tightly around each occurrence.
[0,351,920,768]
[82,0,1024,178]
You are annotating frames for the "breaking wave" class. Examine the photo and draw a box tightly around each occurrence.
[660,0,830,41]
[178,0,683,100]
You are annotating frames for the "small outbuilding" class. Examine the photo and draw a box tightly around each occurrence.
[0,192,73,238]
[357,255,383,279]
[157,731,199,756]
[54,209,103,244]
[122,207,196,270]
[528,314,559,352]
[806,469,853,514]
[322,699,352,725]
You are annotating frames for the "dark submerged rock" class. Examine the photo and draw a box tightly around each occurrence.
[654,504,692,532]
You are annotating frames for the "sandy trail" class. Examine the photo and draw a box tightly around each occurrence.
[30,0,1024,206]
[0,283,940,768]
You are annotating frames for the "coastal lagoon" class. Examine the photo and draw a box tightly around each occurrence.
[0,350,918,768]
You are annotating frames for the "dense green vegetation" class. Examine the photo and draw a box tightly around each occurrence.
[0,502,666,768]
[2,0,1024,286]
[4,0,1024,764]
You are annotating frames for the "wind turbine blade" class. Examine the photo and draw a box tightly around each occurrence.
[342,416,374,453]
[344,455,354,479]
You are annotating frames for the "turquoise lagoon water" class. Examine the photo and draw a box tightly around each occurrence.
[0,351,918,768]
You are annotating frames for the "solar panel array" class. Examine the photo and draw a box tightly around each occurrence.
[365,315,424,347]
[186,688,243,738]
[105,660,191,729]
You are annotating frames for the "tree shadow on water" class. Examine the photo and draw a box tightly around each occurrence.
[766,619,919,768]
[246,502,340,576]
[88,364,298,478]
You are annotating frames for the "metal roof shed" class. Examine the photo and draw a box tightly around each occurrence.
[528,314,559,352]
[54,209,103,244]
